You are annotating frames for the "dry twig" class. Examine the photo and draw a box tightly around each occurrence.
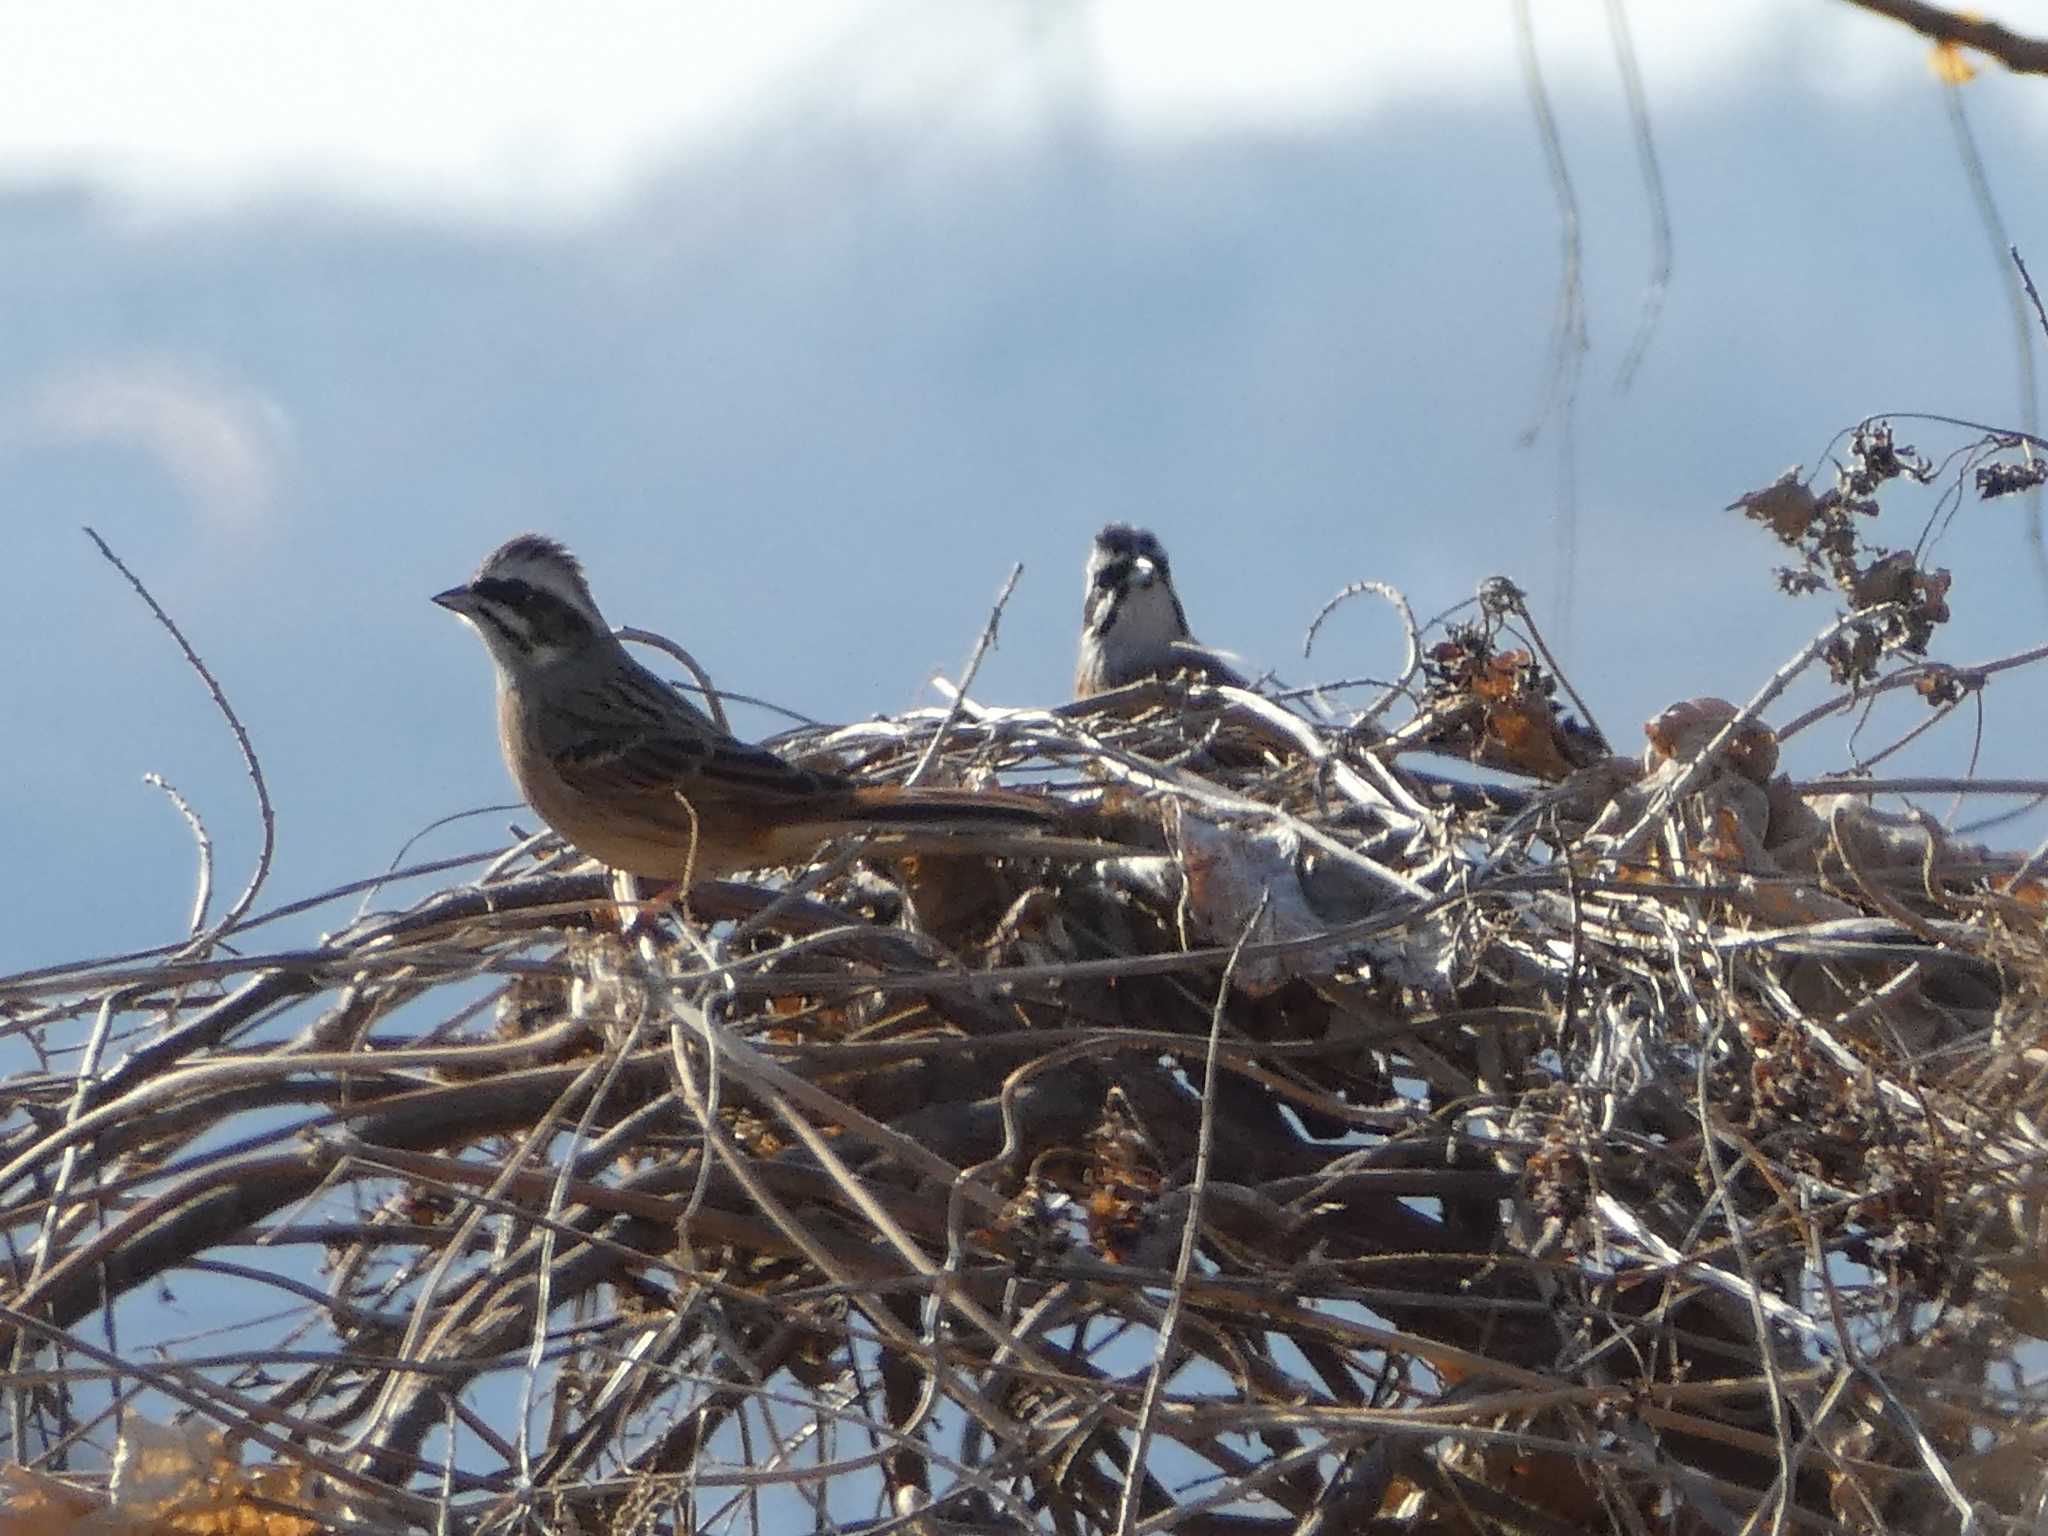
[9,441,2048,1534]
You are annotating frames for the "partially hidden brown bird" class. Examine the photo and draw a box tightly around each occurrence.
[435,534,1057,882]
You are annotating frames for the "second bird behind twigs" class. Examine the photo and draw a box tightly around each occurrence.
[1074,524,1248,700]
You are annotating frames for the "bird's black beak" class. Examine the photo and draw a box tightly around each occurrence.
[432,584,477,614]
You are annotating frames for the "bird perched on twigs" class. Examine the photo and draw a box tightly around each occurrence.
[1074,524,1247,699]
[435,534,1058,883]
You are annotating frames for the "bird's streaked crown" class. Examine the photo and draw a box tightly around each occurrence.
[467,534,605,631]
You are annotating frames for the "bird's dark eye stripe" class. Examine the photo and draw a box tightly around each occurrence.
[1095,525,1166,558]
[472,576,538,606]
[471,576,594,636]
[1094,552,1168,589]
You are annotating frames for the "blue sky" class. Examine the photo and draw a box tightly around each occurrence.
[6,0,2048,977]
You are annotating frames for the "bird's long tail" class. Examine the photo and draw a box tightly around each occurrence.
[839,783,1059,830]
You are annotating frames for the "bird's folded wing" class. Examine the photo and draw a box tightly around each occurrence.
[1169,639,1251,690]
[554,722,842,806]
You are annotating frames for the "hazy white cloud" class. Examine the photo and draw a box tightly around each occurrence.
[0,0,881,218]
[11,359,292,524]
[0,0,1999,220]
